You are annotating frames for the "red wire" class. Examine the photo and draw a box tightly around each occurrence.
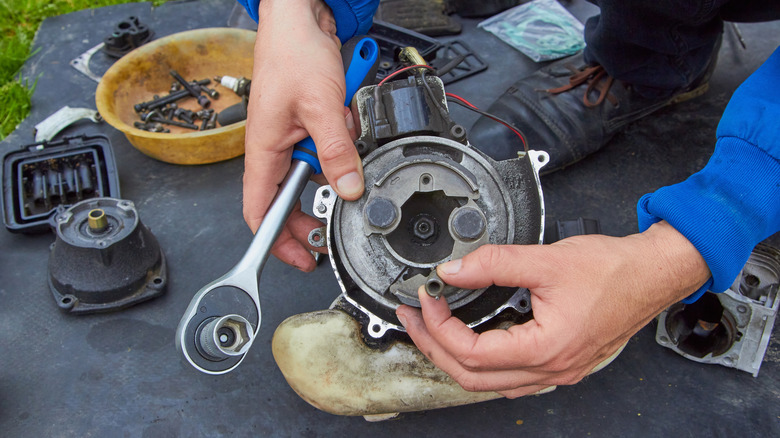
[445,92,478,109]
[445,92,528,150]
[378,64,436,86]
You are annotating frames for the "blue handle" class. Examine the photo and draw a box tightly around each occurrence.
[292,36,380,174]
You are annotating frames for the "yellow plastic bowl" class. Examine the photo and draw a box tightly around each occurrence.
[96,28,255,165]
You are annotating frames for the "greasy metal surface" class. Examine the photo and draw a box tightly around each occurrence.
[1,1,779,436]
[329,136,522,309]
[96,27,254,165]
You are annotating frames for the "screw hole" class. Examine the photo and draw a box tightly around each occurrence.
[421,175,431,185]
[355,141,367,154]
[153,277,163,285]
[519,299,528,308]
[321,189,331,198]
[372,324,381,333]
[62,297,72,304]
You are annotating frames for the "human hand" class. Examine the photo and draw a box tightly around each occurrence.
[243,0,363,271]
[396,221,710,398]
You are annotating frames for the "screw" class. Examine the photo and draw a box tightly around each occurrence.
[364,197,397,229]
[147,115,199,130]
[173,108,195,124]
[170,69,210,108]
[133,121,170,133]
[201,85,220,99]
[451,207,486,241]
[205,112,217,130]
[196,109,214,120]
[135,89,189,113]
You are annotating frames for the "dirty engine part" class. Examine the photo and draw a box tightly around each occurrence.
[1,134,120,234]
[313,65,548,345]
[48,197,167,314]
[656,243,780,376]
[102,16,154,58]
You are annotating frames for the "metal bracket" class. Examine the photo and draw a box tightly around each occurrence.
[70,43,105,83]
[34,106,102,142]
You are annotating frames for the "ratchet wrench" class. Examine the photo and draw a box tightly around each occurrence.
[176,36,380,374]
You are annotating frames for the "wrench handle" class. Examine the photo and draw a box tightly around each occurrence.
[233,159,314,277]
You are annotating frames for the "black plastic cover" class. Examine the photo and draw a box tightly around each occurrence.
[1,134,120,233]
[103,16,155,58]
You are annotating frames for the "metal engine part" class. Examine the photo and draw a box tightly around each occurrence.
[311,73,548,343]
[48,197,167,314]
[656,243,780,376]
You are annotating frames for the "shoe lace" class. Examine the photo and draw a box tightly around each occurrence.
[546,64,618,108]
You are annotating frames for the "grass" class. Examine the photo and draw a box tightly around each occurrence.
[0,0,166,140]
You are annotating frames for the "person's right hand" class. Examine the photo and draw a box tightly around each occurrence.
[243,0,364,271]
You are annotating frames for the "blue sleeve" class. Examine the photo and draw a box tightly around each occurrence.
[637,46,780,303]
[236,0,379,43]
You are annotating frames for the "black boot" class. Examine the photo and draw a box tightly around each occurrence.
[468,48,718,173]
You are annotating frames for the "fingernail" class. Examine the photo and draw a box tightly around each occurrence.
[345,112,354,130]
[396,312,408,327]
[336,171,363,197]
[439,259,462,275]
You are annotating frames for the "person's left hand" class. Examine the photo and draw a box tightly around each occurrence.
[395,221,710,398]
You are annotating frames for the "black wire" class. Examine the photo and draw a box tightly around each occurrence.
[420,70,454,124]
[446,97,530,152]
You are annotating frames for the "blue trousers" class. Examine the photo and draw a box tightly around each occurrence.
[583,0,780,98]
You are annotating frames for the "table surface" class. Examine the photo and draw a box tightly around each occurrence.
[1,1,778,436]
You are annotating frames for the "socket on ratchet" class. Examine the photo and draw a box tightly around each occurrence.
[176,36,380,374]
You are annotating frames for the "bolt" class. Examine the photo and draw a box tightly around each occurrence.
[133,121,169,133]
[451,207,486,241]
[412,216,436,240]
[163,103,178,119]
[364,197,397,229]
[134,89,189,112]
[170,69,210,108]
[196,109,214,120]
[146,114,199,130]
[205,112,217,130]
[316,204,327,214]
[201,85,220,99]
[173,108,195,124]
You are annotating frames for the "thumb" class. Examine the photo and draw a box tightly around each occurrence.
[302,102,364,201]
[437,244,549,290]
